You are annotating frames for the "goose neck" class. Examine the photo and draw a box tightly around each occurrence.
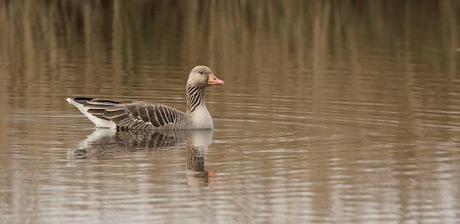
[186,84,206,114]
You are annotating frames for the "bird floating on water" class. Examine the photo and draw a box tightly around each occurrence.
[67,65,224,130]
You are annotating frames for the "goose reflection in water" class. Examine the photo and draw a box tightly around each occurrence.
[185,130,216,187]
[70,129,215,187]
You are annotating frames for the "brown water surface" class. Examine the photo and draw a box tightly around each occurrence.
[1,1,460,223]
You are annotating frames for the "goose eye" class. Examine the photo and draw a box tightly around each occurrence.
[199,71,204,75]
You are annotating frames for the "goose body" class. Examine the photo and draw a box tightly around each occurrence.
[67,66,224,130]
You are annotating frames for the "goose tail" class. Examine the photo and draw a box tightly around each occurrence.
[66,97,117,129]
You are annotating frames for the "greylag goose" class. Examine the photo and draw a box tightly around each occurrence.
[66,65,224,130]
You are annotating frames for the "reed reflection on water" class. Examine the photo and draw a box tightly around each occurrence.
[1,1,460,223]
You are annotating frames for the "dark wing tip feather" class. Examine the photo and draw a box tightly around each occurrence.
[71,97,127,106]
[72,97,95,104]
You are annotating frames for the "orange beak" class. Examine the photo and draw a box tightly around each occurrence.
[208,74,225,85]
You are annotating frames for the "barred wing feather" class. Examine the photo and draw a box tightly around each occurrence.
[102,103,188,130]
[71,98,188,130]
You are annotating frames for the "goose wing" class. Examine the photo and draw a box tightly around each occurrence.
[104,102,187,130]
[76,98,187,130]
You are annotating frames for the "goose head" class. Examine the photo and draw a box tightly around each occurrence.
[187,66,224,88]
